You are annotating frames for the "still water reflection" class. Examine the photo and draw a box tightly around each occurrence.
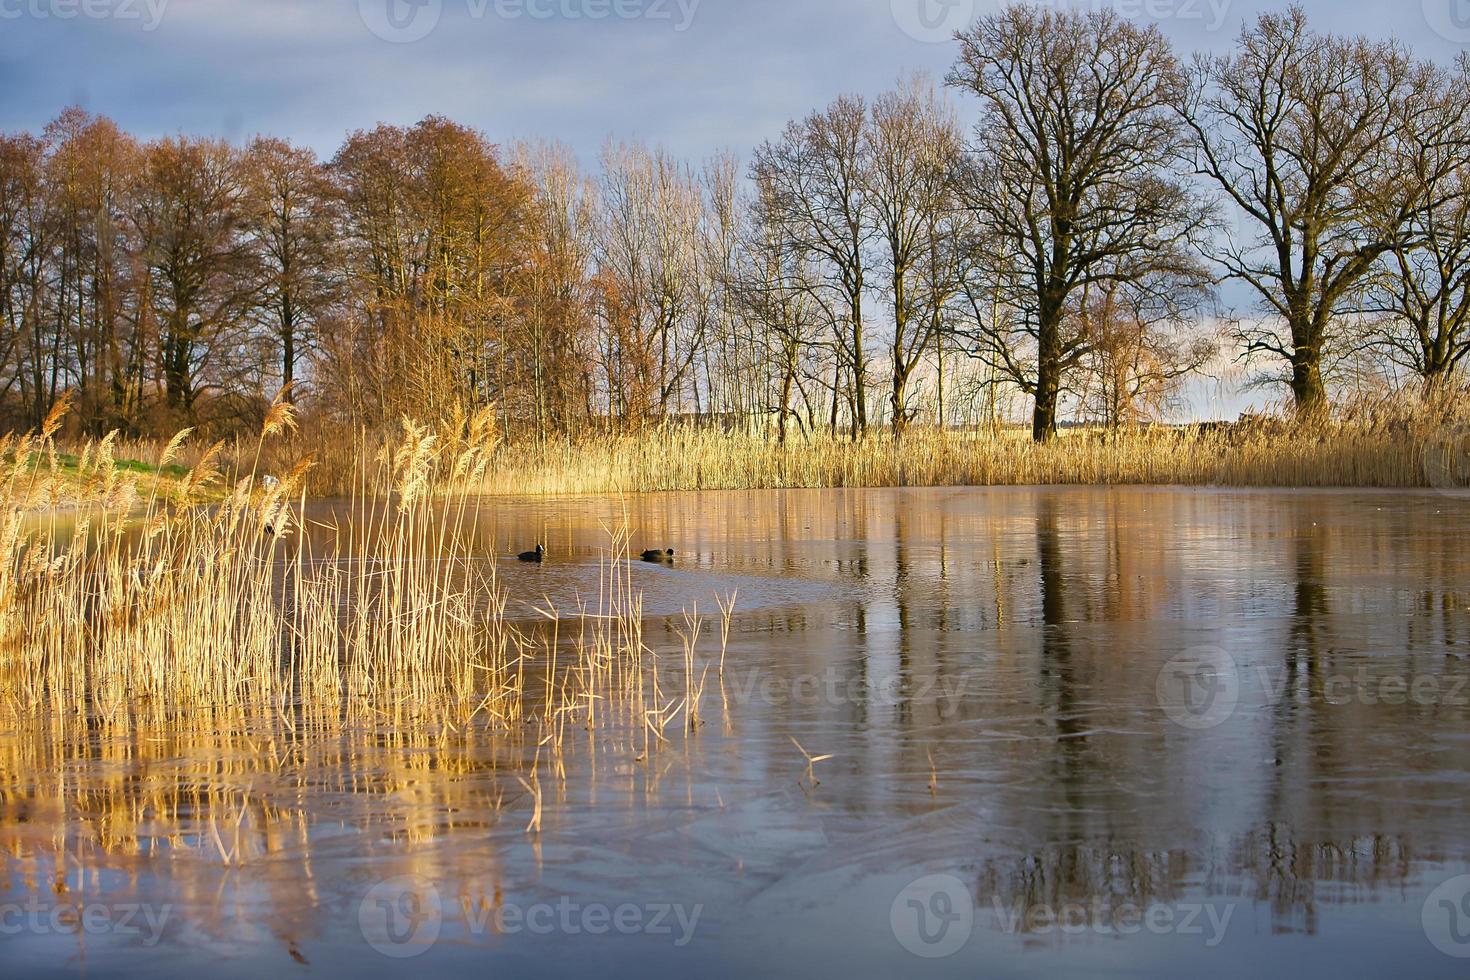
[3,487,1469,978]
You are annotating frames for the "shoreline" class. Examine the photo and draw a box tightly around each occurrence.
[11,417,1469,510]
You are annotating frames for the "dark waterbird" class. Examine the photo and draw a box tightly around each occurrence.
[518,544,546,563]
[641,549,675,564]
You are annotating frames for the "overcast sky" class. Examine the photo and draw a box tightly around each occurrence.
[3,0,1468,164]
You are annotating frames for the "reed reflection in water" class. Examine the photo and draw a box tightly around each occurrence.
[3,486,1470,978]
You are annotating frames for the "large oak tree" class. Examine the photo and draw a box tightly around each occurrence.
[1182,7,1421,412]
[948,6,1206,441]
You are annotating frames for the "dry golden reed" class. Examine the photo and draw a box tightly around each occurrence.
[223,390,1464,498]
[453,407,1465,497]
[48,390,1468,502]
[0,401,722,750]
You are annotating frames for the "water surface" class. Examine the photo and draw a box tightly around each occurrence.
[4,487,1469,978]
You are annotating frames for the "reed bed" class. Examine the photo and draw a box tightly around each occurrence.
[38,393,1468,501]
[219,393,1465,498]
[457,411,1468,497]
[0,401,722,745]
[0,400,738,953]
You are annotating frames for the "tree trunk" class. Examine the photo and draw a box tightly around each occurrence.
[1289,346,1326,416]
[1032,309,1063,442]
[891,372,908,438]
[850,297,867,439]
[1032,379,1060,442]
[163,324,193,414]
[935,314,945,432]
[778,361,795,447]
[829,363,842,436]
[1423,363,1451,400]
[282,326,296,400]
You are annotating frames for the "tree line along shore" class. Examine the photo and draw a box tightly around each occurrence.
[1,6,1468,494]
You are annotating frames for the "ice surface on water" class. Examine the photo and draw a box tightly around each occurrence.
[4,487,1470,978]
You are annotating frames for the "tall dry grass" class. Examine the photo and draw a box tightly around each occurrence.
[0,400,721,749]
[229,393,1467,498]
[454,402,1468,497]
[1,400,732,939]
[0,410,733,941]
[42,392,1467,501]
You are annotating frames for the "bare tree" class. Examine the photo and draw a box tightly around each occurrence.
[949,6,1206,441]
[866,76,962,436]
[698,151,749,420]
[1362,56,1470,394]
[0,133,44,416]
[329,118,529,427]
[738,173,827,443]
[594,141,709,420]
[41,109,141,432]
[1076,277,1217,428]
[1182,7,1421,414]
[240,137,341,403]
[514,140,598,434]
[752,95,874,438]
[915,196,975,431]
[131,136,253,422]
